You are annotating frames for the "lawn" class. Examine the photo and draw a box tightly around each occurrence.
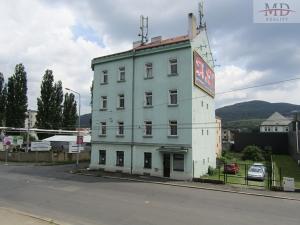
[201,151,268,188]
[272,155,300,188]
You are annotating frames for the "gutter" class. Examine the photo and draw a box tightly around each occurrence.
[130,49,136,174]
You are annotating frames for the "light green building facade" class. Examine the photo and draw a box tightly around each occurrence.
[90,13,216,180]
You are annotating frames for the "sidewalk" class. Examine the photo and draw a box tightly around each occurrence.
[0,207,60,225]
[73,169,300,201]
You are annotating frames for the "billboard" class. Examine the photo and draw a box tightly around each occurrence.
[31,141,51,151]
[193,51,215,97]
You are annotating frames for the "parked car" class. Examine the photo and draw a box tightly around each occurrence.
[247,166,265,181]
[224,163,240,174]
[252,163,266,174]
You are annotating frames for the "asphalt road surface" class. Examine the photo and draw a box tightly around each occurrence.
[0,163,299,225]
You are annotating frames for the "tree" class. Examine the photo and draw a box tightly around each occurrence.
[5,64,28,128]
[36,70,64,138]
[0,73,7,126]
[52,80,63,129]
[62,93,78,130]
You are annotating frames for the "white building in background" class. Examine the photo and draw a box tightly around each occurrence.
[89,12,216,180]
[260,112,291,133]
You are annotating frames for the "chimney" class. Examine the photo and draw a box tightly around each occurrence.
[188,13,197,40]
[151,36,162,43]
[133,40,142,48]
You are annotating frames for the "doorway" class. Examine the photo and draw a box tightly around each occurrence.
[163,153,171,177]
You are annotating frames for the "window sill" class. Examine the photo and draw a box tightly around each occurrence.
[117,80,126,83]
[168,73,178,77]
[173,169,184,172]
[168,135,178,138]
[144,76,154,80]
[100,82,108,85]
[168,104,178,107]
[100,108,107,111]
[144,105,153,108]
[116,107,125,110]
[99,135,107,137]
[116,134,124,137]
[143,135,153,138]
[116,165,124,167]
[144,167,152,169]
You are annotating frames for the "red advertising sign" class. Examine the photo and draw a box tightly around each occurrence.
[193,51,215,97]
[76,136,83,145]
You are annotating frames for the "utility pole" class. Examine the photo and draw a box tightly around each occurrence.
[26,111,30,152]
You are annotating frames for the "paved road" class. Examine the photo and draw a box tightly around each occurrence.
[0,164,299,225]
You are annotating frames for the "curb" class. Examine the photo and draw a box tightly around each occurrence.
[0,207,67,225]
[72,171,300,202]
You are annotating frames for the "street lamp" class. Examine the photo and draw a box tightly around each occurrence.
[65,87,81,167]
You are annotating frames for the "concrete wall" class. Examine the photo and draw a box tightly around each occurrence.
[260,125,289,133]
[0,150,91,162]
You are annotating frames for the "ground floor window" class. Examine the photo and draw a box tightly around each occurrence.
[173,154,184,171]
[116,151,124,167]
[144,152,152,169]
[99,150,106,165]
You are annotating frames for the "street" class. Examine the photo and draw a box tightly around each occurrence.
[0,164,299,225]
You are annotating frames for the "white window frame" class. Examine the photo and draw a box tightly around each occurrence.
[100,96,107,110]
[144,91,152,107]
[145,63,153,79]
[169,89,178,106]
[102,70,108,84]
[100,122,107,136]
[169,58,178,75]
[119,66,125,82]
[117,121,124,136]
[169,120,178,136]
[144,121,152,136]
[118,94,125,109]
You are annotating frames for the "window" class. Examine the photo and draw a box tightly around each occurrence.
[173,154,184,171]
[207,129,209,135]
[99,150,106,165]
[101,96,107,110]
[286,127,289,132]
[116,151,124,167]
[169,89,178,105]
[145,63,153,79]
[202,129,204,135]
[144,92,152,107]
[169,120,178,136]
[102,70,108,84]
[264,127,267,132]
[100,122,106,136]
[119,67,125,81]
[275,127,278,132]
[117,121,124,135]
[203,158,205,165]
[144,152,152,169]
[206,103,208,109]
[118,94,125,109]
[144,121,152,136]
[169,58,178,75]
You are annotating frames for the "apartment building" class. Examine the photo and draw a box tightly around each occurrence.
[90,13,216,180]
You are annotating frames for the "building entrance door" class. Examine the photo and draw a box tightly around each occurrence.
[163,153,171,177]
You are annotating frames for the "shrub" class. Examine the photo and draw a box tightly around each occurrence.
[242,145,264,161]
[208,166,215,176]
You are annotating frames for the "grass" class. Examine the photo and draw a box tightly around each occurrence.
[201,151,268,188]
[272,155,300,188]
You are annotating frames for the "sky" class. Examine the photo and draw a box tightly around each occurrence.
[0,0,299,114]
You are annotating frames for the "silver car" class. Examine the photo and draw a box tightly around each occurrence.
[247,166,265,181]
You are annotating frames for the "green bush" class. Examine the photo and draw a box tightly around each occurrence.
[242,145,264,161]
[208,166,215,176]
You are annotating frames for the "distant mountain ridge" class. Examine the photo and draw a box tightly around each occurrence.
[216,100,300,130]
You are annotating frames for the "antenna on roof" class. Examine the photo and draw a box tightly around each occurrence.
[198,1,206,29]
[138,15,149,45]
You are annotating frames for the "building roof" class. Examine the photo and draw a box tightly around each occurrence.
[42,135,91,143]
[261,112,291,126]
[91,35,191,69]
[134,35,189,51]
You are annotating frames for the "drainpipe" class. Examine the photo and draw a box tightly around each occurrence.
[130,49,136,174]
